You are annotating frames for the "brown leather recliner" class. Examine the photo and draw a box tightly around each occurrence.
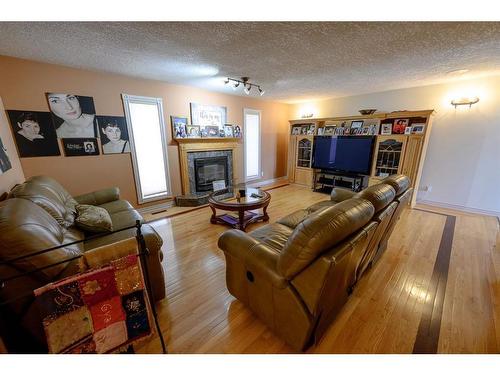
[0,175,165,350]
[218,174,411,350]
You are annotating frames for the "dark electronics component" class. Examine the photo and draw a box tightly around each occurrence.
[312,135,375,175]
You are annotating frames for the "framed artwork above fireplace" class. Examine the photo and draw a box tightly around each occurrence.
[190,103,227,129]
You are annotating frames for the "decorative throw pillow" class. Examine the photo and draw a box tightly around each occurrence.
[75,204,113,233]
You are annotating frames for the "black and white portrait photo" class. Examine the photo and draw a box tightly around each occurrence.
[97,115,130,154]
[62,138,100,156]
[46,93,98,138]
[0,136,12,174]
[6,110,61,157]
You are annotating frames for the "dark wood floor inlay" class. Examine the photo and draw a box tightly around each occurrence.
[412,211,456,353]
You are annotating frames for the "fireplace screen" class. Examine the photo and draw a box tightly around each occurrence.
[194,156,229,192]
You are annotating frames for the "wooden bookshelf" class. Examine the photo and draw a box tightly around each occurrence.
[287,110,434,207]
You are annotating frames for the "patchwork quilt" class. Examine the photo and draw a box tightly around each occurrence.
[34,254,152,353]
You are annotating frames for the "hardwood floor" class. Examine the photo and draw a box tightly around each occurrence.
[135,184,500,354]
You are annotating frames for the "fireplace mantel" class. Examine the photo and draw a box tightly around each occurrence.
[176,138,241,195]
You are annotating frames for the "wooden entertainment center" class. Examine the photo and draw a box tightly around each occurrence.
[287,110,434,207]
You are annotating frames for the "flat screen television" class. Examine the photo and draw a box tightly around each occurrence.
[312,135,375,175]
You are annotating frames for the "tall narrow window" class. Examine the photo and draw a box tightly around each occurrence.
[122,94,171,203]
[244,109,262,181]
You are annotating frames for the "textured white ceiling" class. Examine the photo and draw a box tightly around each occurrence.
[0,22,500,103]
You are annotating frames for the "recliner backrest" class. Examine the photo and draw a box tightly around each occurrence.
[353,183,395,213]
[381,174,411,198]
[278,198,375,279]
[9,182,76,227]
[0,198,82,281]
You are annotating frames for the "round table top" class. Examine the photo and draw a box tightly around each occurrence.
[208,186,271,208]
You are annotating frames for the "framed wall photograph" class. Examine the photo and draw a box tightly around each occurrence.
[97,115,130,154]
[171,116,188,139]
[62,138,100,156]
[186,125,201,138]
[0,136,12,174]
[6,110,60,157]
[190,103,227,129]
[46,93,98,138]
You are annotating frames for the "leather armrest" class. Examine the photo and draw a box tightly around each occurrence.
[74,187,120,205]
[330,188,355,202]
[218,229,287,288]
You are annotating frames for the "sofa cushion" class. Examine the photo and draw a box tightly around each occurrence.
[0,198,83,281]
[98,200,133,214]
[353,184,395,213]
[382,174,411,197]
[75,204,113,233]
[249,223,294,253]
[278,198,375,278]
[277,209,311,229]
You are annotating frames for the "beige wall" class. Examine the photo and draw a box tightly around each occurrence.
[291,76,500,215]
[0,96,25,194]
[0,56,290,206]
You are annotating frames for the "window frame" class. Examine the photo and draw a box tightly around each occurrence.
[122,94,172,204]
[243,108,262,182]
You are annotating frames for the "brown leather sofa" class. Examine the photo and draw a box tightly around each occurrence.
[0,175,165,351]
[218,174,412,351]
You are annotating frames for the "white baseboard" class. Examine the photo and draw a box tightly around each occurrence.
[245,176,288,188]
[137,201,176,215]
[417,199,500,219]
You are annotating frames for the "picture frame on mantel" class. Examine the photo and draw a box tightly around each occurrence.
[190,103,227,129]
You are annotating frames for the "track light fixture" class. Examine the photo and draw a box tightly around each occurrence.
[224,77,265,96]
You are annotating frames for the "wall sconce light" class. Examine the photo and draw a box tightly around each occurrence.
[451,96,480,108]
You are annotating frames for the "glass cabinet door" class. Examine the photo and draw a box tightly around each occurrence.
[374,137,405,177]
[297,138,312,168]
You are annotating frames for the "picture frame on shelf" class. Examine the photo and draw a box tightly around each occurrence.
[411,123,426,134]
[224,124,234,138]
[317,128,324,135]
[171,116,188,139]
[404,126,412,135]
[186,125,201,138]
[204,125,220,137]
[233,125,242,138]
[291,125,301,135]
[300,125,308,135]
[350,120,363,135]
[393,118,409,134]
[307,124,316,135]
[381,123,393,135]
[324,126,335,135]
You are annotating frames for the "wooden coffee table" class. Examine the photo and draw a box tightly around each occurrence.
[208,187,271,231]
